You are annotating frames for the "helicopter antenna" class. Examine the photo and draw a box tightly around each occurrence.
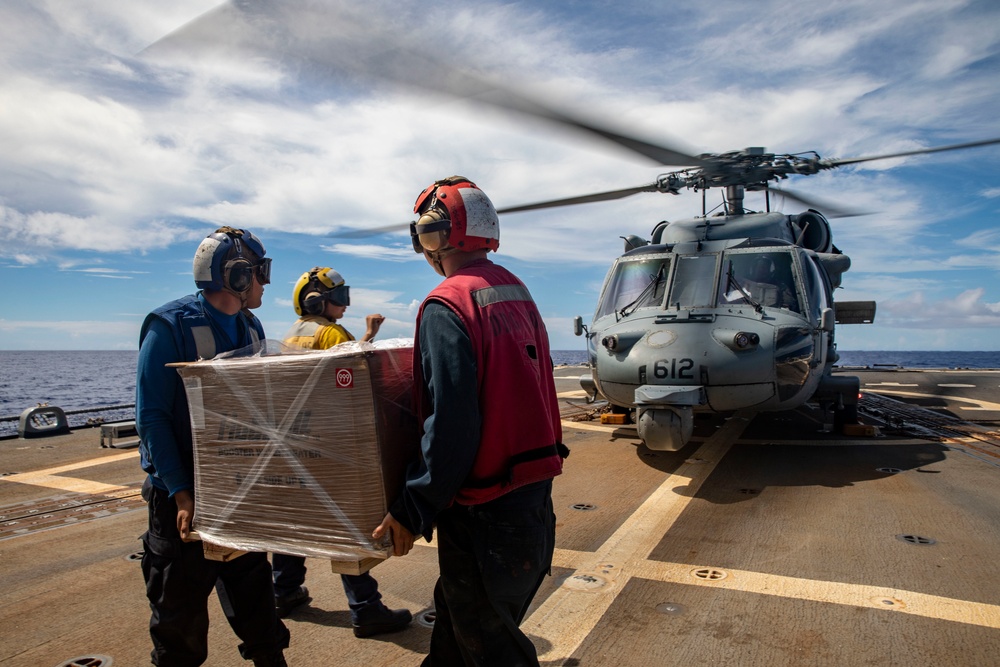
[794,220,811,246]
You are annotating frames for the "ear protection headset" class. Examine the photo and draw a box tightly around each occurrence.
[410,207,452,253]
[220,229,271,294]
[223,235,254,293]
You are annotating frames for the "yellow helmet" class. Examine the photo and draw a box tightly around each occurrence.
[292,267,350,316]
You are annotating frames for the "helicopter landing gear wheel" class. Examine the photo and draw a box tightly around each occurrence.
[834,403,859,431]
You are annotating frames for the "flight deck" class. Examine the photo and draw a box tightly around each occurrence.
[2,366,998,666]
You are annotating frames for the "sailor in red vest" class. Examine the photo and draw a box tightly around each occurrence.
[374,176,568,666]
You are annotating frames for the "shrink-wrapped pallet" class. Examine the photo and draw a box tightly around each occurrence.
[176,339,418,571]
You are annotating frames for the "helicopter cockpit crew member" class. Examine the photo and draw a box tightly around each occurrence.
[271,267,411,638]
[373,176,569,666]
[136,227,290,667]
[745,255,799,312]
[721,253,800,313]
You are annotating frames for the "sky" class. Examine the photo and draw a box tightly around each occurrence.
[1,0,999,352]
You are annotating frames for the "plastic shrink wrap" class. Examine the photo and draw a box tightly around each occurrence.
[177,339,418,569]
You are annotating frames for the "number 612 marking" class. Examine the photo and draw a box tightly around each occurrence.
[653,358,694,380]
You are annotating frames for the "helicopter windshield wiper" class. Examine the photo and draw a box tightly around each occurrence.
[725,262,763,314]
[619,264,666,319]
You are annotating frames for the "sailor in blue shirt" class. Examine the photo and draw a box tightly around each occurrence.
[136,227,289,667]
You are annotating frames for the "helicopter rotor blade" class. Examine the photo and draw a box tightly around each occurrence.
[821,137,1000,168]
[764,186,870,218]
[329,221,412,239]
[497,183,663,214]
[143,1,705,168]
[332,182,663,237]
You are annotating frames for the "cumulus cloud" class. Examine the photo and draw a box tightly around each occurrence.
[875,288,1000,328]
[2,0,999,350]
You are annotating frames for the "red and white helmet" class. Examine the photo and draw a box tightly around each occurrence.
[410,176,500,254]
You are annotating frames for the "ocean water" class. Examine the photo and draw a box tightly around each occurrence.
[1,350,138,436]
[2,348,999,437]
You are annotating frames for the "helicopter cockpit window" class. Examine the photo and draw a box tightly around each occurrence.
[718,251,801,313]
[668,254,718,308]
[595,257,672,320]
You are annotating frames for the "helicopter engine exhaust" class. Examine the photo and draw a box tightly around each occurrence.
[637,407,692,451]
[792,211,832,253]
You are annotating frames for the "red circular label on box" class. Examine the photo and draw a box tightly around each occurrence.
[336,368,354,388]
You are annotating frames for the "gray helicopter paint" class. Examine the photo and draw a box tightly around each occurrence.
[580,211,845,450]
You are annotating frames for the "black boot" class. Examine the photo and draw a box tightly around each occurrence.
[252,651,288,667]
[353,603,413,638]
[275,585,311,618]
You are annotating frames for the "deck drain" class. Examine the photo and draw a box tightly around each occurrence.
[691,567,728,581]
[655,602,685,615]
[415,608,436,628]
[570,503,597,511]
[876,467,903,474]
[896,534,936,546]
[737,488,759,495]
[56,656,113,667]
[125,551,144,562]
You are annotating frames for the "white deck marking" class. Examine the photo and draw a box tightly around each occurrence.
[544,550,1000,629]
[530,409,1000,662]
[557,390,589,398]
[0,451,137,494]
[561,420,638,434]
[865,382,918,387]
[938,383,976,388]
[629,560,1000,629]
[525,411,752,662]
[867,389,1000,411]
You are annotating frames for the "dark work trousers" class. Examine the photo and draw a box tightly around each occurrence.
[271,553,382,622]
[141,486,290,666]
[423,479,555,667]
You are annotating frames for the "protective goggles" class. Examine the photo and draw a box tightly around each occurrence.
[225,257,272,293]
[324,284,350,307]
[253,258,272,285]
[309,268,349,305]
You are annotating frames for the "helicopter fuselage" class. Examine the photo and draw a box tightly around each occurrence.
[577,210,862,451]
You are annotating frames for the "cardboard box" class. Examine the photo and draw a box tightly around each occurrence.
[177,340,419,569]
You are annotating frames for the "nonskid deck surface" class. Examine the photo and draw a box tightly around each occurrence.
[1,367,998,666]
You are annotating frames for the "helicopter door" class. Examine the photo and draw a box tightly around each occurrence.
[668,254,718,308]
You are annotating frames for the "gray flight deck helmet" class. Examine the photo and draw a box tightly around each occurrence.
[193,226,271,295]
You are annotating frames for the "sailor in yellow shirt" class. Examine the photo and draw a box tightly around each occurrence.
[273,266,410,636]
[282,267,384,350]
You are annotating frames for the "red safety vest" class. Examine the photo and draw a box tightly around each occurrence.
[414,259,564,505]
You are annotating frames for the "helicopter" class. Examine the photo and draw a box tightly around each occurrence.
[487,138,1000,451]
[146,2,1000,452]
